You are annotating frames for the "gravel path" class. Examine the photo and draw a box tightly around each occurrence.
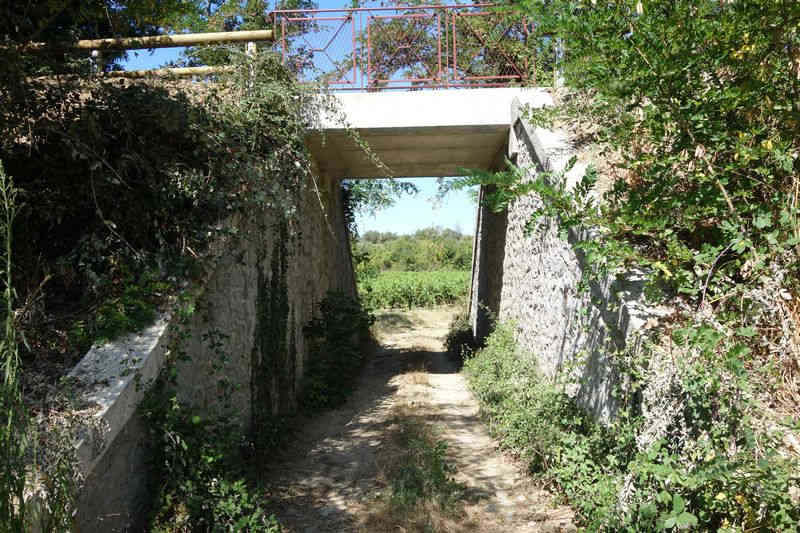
[263,307,575,532]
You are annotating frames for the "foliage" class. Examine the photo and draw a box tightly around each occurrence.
[2,50,329,376]
[443,310,477,363]
[3,20,340,528]
[337,0,546,88]
[0,161,29,531]
[359,271,469,310]
[0,0,198,75]
[464,323,800,532]
[512,0,800,303]
[353,227,473,277]
[142,296,283,533]
[0,160,78,532]
[386,419,463,509]
[143,385,281,533]
[452,5,800,527]
[341,179,419,221]
[172,0,316,68]
[300,291,374,411]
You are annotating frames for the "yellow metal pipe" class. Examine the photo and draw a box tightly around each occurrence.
[100,66,234,78]
[22,29,274,52]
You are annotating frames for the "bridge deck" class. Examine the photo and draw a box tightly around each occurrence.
[310,88,552,178]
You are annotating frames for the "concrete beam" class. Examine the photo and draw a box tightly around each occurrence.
[311,88,553,178]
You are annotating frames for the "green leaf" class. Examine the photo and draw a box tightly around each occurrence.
[640,502,658,519]
[672,494,685,514]
[753,211,772,229]
[676,511,698,528]
[736,326,756,338]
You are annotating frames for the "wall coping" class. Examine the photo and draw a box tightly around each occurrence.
[67,314,171,476]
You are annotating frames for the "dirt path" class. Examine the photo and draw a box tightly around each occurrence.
[263,307,574,532]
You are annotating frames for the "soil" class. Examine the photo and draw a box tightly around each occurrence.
[262,307,575,533]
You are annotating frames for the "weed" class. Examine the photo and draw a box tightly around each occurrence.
[364,406,466,533]
[0,161,76,532]
[389,429,460,508]
[143,377,281,533]
[464,323,800,532]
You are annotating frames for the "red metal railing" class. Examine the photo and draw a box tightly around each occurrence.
[271,3,533,90]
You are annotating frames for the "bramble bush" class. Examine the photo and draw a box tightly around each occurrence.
[3,37,342,531]
[512,0,800,303]
[143,380,281,533]
[3,50,329,377]
[451,5,800,527]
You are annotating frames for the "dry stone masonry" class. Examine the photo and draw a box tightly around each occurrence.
[470,97,666,422]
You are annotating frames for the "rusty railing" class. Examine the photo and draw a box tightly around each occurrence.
[271,3,534,90]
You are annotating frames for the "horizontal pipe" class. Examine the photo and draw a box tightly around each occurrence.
[100,65,234,78]
[22,29,273,52]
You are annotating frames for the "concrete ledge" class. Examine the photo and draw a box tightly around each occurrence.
[68,314,171,476]
[321,88,553,131]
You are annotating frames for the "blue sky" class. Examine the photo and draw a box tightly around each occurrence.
[354,178,476,236]
[121,3,478,236]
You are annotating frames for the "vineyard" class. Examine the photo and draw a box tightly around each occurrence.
[358,271,470,309]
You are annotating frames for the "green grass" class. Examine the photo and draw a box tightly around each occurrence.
[358,270,470,309]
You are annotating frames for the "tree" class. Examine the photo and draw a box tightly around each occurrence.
[344,0,538,89]
[172,0,316,67]
[342,179,418,218]
[0,0,198,73]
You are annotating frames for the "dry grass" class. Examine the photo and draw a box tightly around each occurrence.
[359,402,480,533]
[777,296,800,426]
[358,380,478,533]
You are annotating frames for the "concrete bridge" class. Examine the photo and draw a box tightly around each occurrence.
[311,88,552,178]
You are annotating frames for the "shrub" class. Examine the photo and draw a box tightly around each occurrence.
[300,291,374,410]
[443,311,477,362]
[143,391,281,533]
[464,323,800,532]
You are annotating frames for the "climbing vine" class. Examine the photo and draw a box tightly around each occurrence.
[251,220,292,449]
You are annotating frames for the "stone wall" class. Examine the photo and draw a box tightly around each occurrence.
[469,185,507,341]
[69,170,355,532]
[470,99,663,422]
[175,170,356,428]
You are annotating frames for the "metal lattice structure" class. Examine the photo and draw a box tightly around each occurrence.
[272,3,534,90]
